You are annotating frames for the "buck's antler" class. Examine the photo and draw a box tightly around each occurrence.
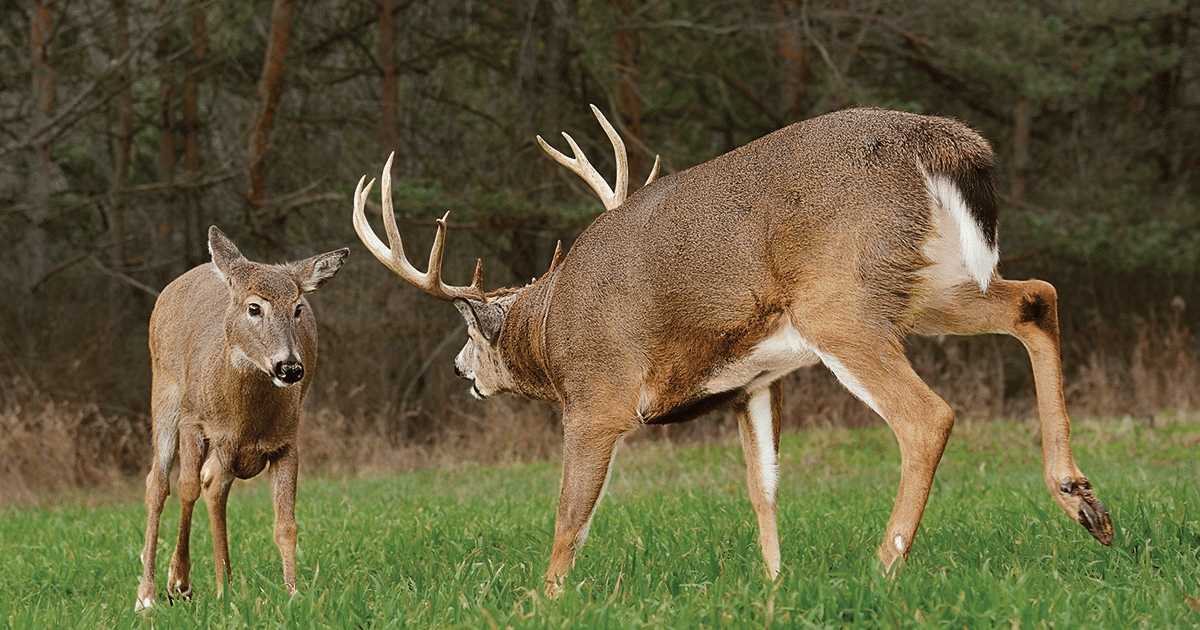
[540,104,666,211]
[353,153,485,301]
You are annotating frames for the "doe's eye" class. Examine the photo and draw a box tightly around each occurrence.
[247,303,262,317]
[294,304,303,319]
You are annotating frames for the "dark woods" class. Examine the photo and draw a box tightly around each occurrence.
[1,0,1198,496]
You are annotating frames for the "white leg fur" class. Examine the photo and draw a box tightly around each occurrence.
[746,389,778,501]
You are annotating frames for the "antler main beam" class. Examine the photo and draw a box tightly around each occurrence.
[352,153,484,301]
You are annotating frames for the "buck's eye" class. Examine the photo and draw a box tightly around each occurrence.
[248,303,262,317]
[294,304,303,319]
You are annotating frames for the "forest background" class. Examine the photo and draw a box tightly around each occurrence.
[1,0,1198,498]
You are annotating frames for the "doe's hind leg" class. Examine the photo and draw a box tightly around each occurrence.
[135,383,181,612]
[915,278,1113,545]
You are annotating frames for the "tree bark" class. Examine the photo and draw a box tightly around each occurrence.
[1012,98,1032,203]
[610,0,642,181]
[109,0,132,271]
[247,0,297,250]
[379,0,398,159]
[153,0,177,288]
[182,0,208,268]
[774,0,808,122]
[22,0,55,303]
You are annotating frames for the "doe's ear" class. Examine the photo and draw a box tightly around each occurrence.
[208,226,246,281]
[290,248,350,293]
[454,298,503,343]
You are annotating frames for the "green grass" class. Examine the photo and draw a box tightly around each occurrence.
[2,417,1199,628]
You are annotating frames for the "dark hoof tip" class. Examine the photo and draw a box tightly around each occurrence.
[1063,476,1113,546]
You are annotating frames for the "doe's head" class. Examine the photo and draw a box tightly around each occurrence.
[208,226,348,388]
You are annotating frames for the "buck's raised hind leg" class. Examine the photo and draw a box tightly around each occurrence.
[544,409,626,596]
[166,421,204,603]
[201,450,235,595]
[738,381,783,579]
[269,444,299,594]
[813,333,956,571]
[136,383,181,612]
[914,278,1113,545]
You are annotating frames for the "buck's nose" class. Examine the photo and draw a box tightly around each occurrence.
[274,361,304,384]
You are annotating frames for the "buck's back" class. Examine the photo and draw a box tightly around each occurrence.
[545,108,993,383]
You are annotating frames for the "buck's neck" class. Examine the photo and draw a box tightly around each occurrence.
[496,273,560,402]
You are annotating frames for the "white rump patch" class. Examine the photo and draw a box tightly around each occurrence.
[921,167,998,292]
[746,389,778,500]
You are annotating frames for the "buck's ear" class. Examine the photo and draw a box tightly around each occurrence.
[454,298,503,343]
[208,226,246,281]
[290,248,349,293]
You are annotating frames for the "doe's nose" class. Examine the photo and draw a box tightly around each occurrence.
[274,361,304,384]
[454,364,465,379]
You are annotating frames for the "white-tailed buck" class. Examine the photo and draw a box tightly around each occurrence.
[135,227,347,611]
[353,107,1112,594]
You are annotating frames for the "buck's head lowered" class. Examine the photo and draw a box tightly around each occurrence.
[208,226,348,388]
[352,154,535,399]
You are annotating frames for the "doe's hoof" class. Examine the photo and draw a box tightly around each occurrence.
[1061,477,1114,546]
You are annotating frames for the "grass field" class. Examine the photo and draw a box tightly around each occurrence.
[2,416,1198,628]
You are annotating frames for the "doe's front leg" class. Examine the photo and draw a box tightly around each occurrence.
[270,444,300,594]
[200,453,235,595]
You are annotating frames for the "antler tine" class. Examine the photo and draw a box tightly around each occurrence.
[588,104,628,205]
[353,154,484,302]
[645,154,661,187]
[536,133,619,210]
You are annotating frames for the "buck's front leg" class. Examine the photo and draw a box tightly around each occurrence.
[544,415,625,596]
[270,444,299,595]
[201,451,235,595]
[738,381,783,579]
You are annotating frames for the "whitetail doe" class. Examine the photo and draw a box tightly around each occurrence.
[353,107,1113,594]
[135,227,347,611]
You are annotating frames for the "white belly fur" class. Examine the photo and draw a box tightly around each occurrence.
[704,321,820,394]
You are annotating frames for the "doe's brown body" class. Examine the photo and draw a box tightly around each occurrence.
[134,227,346,611]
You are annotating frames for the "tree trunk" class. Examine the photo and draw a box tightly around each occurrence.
[1012,98,1031,203]
[22,0,54,304]
[109,0,132,271]
[182,0,208,268]
[106,0,134,321]
[610,0,642,181]
[380,0,398,159]
[774,0,808,122]
[247,0,297,251]
[153,0,176,288]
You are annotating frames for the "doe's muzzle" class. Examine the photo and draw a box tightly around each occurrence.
[274,361,304,384]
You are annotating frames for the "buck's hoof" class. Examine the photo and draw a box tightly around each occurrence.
[1060,477,1114,546]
